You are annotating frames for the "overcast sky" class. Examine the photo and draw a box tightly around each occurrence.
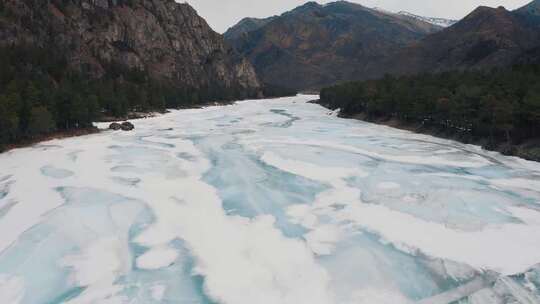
[183,0,532,33]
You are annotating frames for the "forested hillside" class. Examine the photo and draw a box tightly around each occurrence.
[0,44,220,151]
[0,0,264,151]
[320,65,540,160]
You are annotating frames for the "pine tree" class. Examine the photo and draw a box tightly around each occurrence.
[86,94,100,124]
[0,95,19,147]
[25,82,41,106]
[69,95,89,128]
[524,86,540,124]
[27,106,55,137]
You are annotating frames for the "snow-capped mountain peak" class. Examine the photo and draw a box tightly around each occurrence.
[397,11,458,27]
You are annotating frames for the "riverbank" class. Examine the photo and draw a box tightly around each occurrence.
[0,101,238,153]
[0,111,158,153]
[313,100,540,163]
[0,127,100,153]
[98,111,169,123]
[0,97,291,154]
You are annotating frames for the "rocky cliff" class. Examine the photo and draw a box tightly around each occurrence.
[0,0,261,98]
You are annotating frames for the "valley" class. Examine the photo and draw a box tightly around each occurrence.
[0,1,540,303]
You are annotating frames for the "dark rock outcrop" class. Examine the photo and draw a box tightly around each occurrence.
[120,122,134,131]
[109,123,122,131]
[225,1,442,91]
[109,122,134,131]
[0,0,262,98]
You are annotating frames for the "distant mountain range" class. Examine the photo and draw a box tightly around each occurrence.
[376,3,540,78]
[225,1,442,90]
[225,0,540,90]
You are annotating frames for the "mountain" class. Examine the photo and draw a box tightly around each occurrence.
[372,5,540,78]
[224,16,278,41]
[224,1,443,90]
[516,0,540,16]
[397,11,458,27]
[0,0,261,99]
[371,7,458,27]
[514,0,540,29]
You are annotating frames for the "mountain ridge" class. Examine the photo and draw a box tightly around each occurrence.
[516,0,540,15]
[225,0,442,90]
[396,11,458,27]
[372,4,540,78]
[226,0,540,89]
[224,16,278,41]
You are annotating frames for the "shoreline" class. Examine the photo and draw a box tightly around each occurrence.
[312,100,540,163]
[0,96,297,154]
[0,111,161,154]
[4,96,538,164]
[1,127,100,153]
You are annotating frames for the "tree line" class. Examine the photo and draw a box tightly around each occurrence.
[0,44,263,151]
[320,65,540,159]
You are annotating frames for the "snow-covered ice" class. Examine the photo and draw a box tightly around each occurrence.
[1,95,540,304]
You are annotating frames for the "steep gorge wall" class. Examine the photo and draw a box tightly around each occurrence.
[0,0,261,98]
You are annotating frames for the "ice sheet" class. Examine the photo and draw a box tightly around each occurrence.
[1,95,540,303]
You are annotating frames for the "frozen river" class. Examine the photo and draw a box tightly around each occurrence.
[1,95,540,304]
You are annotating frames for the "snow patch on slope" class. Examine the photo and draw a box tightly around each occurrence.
[398,11,458,27]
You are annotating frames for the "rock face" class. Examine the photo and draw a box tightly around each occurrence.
[0,0,261,98]
[225,1,442,90]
